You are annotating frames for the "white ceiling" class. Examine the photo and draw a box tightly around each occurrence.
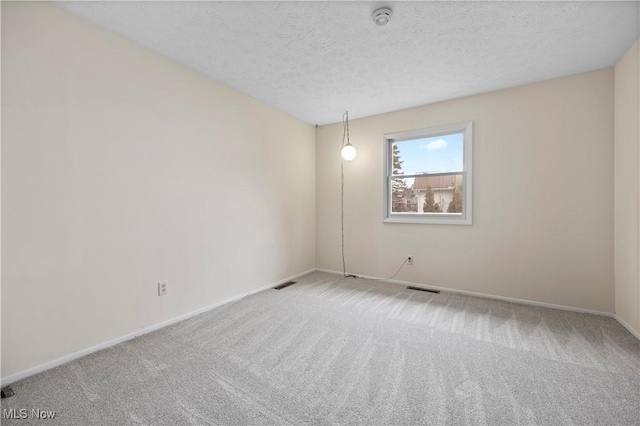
[55,1,639,126]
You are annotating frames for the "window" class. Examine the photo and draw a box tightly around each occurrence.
[384,121,473,225]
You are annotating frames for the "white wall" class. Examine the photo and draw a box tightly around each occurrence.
[1,2,315,379]
[317,69,615,313]
[614,40,640,336]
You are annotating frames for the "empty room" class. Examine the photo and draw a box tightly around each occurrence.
[1,1,639,425]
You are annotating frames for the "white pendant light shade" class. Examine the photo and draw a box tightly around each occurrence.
[341,142,357,161]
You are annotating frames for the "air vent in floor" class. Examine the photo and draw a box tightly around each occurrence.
[407,286,440,294]
[1,386,15,399]
[273,281,297,290]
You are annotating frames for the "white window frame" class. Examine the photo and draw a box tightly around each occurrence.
[383,121,473,225]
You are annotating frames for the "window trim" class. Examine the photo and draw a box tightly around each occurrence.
[383,121,473,225]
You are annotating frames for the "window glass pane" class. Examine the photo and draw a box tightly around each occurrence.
[392,132,464,176]
[391,175,464,214]
[391,178,418,213]
[413,173,463,214]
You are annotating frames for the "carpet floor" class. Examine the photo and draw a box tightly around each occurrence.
[1,271,639,425]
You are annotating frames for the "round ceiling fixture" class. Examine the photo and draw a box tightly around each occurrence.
[372,7,393,26]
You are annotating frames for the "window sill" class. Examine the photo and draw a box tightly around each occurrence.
[384,215,472,225]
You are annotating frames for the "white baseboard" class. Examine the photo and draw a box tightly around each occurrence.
[315,268,614,317]
[0,268,315,387]
[614,314,640,339]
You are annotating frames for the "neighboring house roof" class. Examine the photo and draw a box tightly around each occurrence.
[413,174,463,190]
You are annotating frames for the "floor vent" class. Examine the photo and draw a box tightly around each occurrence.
[1,386,15,399]
[273,281,297,290]
[407,286,440,294]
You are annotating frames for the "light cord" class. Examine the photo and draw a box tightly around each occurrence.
[340,111,407,281]
[341,112,349,277]
[345,111,350,145]
[341,160,347,277]
[366,258,409,281]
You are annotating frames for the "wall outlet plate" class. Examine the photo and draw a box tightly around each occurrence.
[158,281,168,296]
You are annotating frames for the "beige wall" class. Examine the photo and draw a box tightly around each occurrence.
[1,2,315,379]
[614,40,640,336]
[317,69,615,313]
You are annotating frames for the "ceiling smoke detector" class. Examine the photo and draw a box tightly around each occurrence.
[372,7,393,26]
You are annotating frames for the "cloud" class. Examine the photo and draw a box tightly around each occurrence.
[421,139,448,150]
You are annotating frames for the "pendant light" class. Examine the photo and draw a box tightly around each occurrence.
[341,111,357,161]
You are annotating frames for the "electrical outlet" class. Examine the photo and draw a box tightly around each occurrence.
[407,256,413,265]
[158,281,168,296]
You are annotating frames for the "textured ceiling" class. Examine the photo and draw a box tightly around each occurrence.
[55,1,639,125]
